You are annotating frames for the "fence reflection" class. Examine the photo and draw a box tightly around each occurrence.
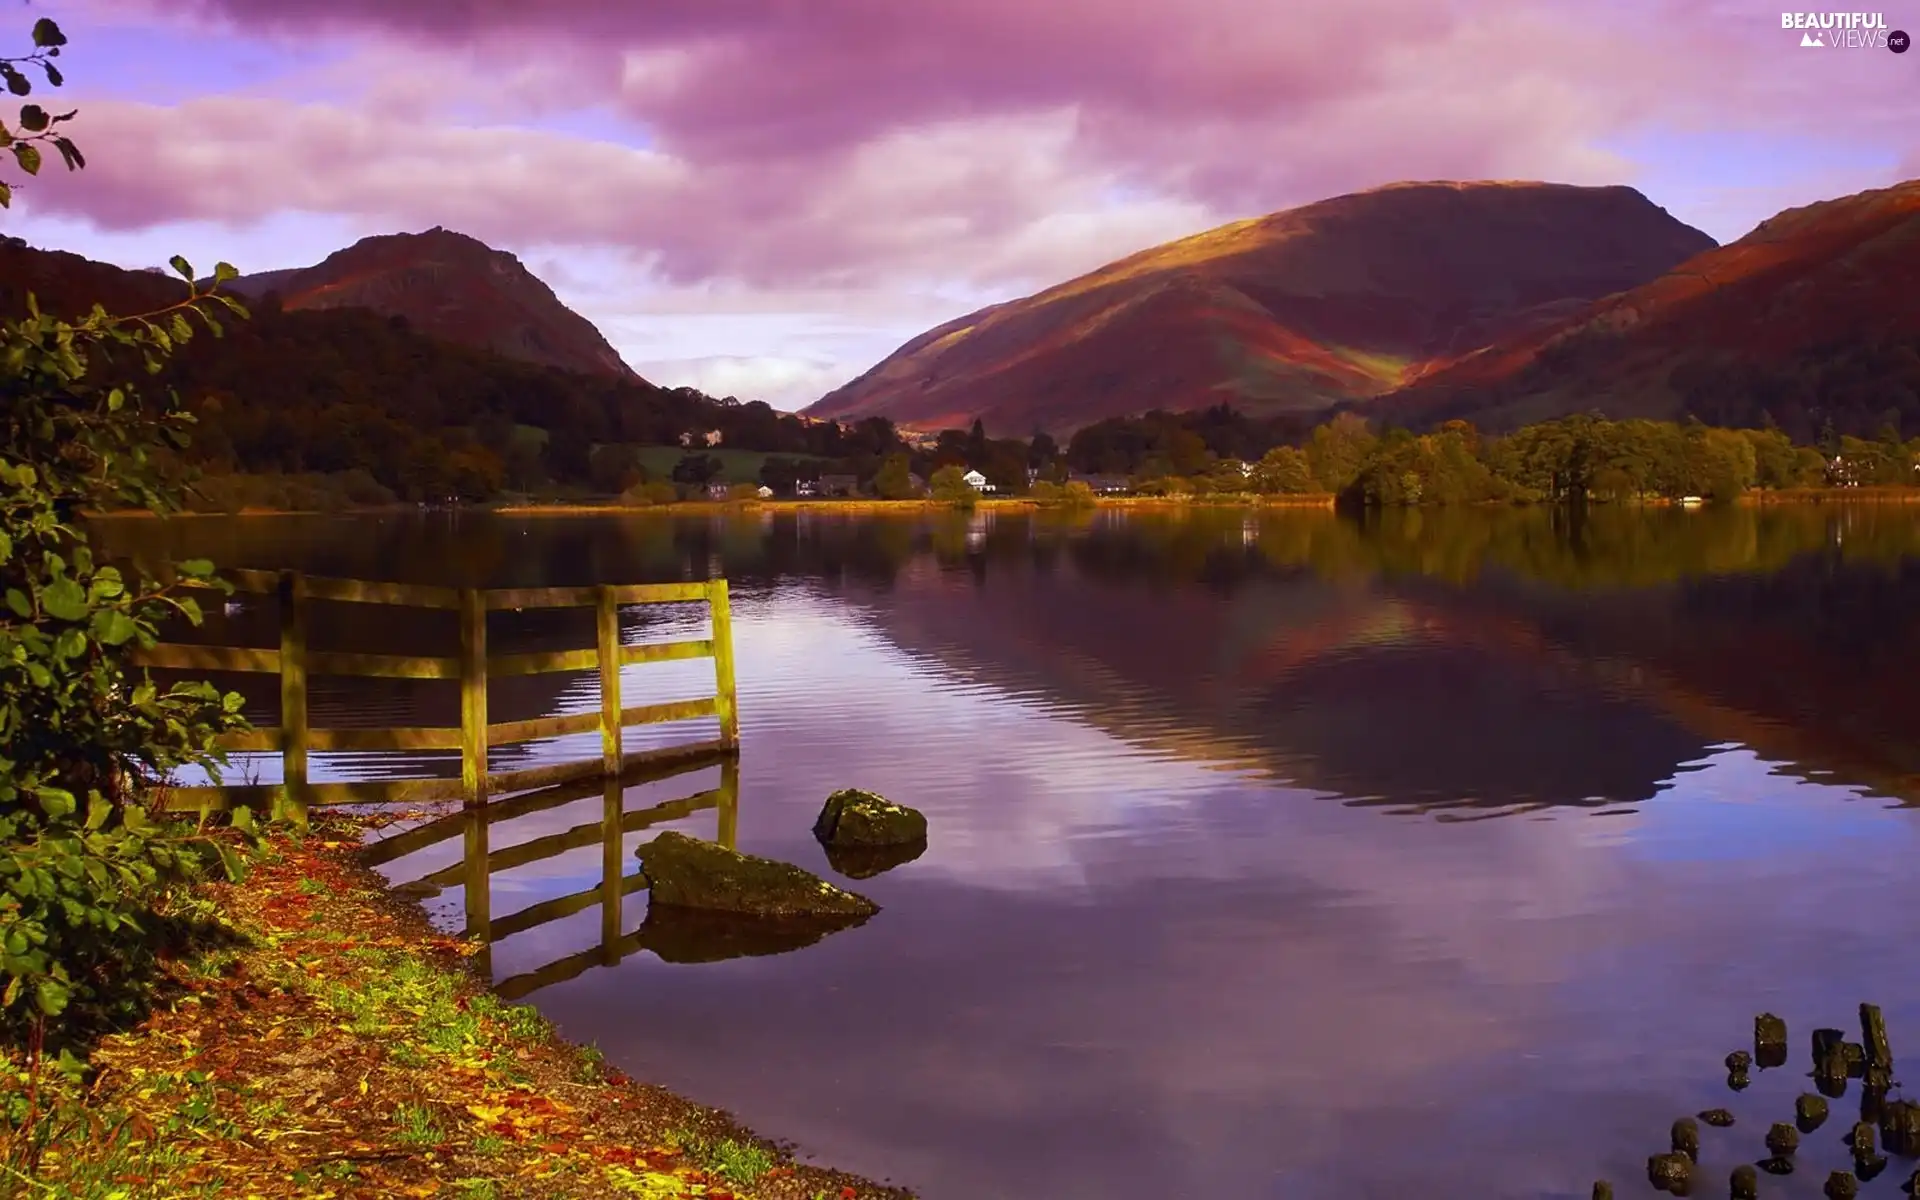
[362,749,738,1000]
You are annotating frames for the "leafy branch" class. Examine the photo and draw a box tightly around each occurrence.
[0,17,79,209]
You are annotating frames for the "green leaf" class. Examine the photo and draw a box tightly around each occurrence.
[39,576,86,621]
[11,143,40,176]
[213,261,239,283]
[41,64,62,89]
[179,558,215,578]
[85,796,111,831]
[36,788,75,820]
[32,18,68,48]
[91,608,138,646]
[17,104,47,133]
[52,136,81,171]
[0,65,28,97]
[33,978,69,1017]
[229,805,257,835]
[0,180,10,210]
[107,386,125,412]
[168,254,194,282]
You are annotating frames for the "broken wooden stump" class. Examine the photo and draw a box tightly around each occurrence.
[1860,1002,1892,1070]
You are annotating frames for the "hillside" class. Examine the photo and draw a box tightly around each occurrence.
[221,227,640,380]
[0,240,893,502]
[805,182,1716,436]
[1383,180,1920,439]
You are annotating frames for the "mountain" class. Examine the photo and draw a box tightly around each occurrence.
[1382,180,1920,437]
[221,227,640,380]
[804,182,1716,436]
[0,238,884,503]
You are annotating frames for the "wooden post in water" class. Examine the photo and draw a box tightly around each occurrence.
[276,571,310,824]
[596,585,623,776]
[458,587,490,938]
[600,777,623,965]
[709,578,740,747]
[717,754,740,851]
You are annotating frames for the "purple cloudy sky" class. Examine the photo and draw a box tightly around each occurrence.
[4,0,1916,409]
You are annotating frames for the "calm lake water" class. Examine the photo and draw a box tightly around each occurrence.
[92,504,1920,1199]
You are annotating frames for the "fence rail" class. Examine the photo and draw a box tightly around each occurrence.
[133,570,740,815]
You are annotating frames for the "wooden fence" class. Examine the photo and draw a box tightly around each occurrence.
[360,750,738,1000]
[133,569,740,815]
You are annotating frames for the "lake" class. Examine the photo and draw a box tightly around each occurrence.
[92,503,1920,1199]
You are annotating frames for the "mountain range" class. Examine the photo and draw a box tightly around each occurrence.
[11,173,1920,452]
[804,181,1719,435]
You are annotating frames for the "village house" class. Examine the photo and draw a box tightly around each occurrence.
[961,468,994,493]
[795,480,819,497]
[756,484,774,499]
[705,481,733,500]
[679,429,724,448]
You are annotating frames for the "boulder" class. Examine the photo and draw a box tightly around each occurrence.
[1647,1152,1691,1193]
[813,788,928,848]
[1796,1093,1829,1132]
[1765,1122,1799,1157]
[1670,1117,1699,1160]
[1730,1164,1757,1199]
[1823,1170,1858,1199]
[636,830,879,918]
[1697,1108,1735,1128]
[1756,1012,1789,1068]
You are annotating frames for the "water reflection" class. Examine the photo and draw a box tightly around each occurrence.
[85,504,1920,1199]
[362,752,746,998]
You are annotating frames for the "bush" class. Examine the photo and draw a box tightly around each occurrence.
[0,21,263,1043]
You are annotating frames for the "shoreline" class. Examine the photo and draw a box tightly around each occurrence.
[80,486,1920,520]
[4,810,913,1200]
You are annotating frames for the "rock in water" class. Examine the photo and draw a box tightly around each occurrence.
[1647,1152,1692,1193]
[1860,1002,1892,1069]
[1796,1093,1830,1132]
[812,788,929,848]
[1725,1049,1753,1072]
[636,830,879,918]
[1756,1012,1789,1068]
[1672,1117,1700,1160]
[1822,1169,1858,1199]
[1766,1122,1800,1157]
[1729,1164,1758,1199]
[1847,1120,1875,1156]
[1881,1099,1920,1155]
[1698,1108,1736,1128]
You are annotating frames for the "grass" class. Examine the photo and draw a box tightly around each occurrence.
[0,813,913,1200]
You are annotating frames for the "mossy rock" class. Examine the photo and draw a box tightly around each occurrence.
[636,830,879,918]
[824,838,927,881]
[636,904,871,963]
[813,788,929,849]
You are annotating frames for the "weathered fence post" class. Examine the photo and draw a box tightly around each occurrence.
[709,578,740,747]
[459,587,490,937]
[596,585,623,776]
[277,571,310,824]
[600,777,623,964]
[717,754,740,851]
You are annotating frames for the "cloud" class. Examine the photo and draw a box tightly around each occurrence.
[29,0,1920,408]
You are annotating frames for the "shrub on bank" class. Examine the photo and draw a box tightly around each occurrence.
[0,20,265,1046]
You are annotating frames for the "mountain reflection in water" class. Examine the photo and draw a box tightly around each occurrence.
[89,503,1920,1198]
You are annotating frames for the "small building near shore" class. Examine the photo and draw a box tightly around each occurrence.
[961,469,993,493]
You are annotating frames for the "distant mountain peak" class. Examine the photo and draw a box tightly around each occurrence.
[223,228,638,381]
[804,180,1713,436]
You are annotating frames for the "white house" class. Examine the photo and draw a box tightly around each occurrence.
[756,485,774,499]
[961,468,994,493]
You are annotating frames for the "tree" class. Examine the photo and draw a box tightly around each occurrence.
[1,18,263,1041]
[670,453,722,485]
[928,464,978,508]
[1028,431,1059,467]
[873,453,915,500]
[1250,446,1316,494]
